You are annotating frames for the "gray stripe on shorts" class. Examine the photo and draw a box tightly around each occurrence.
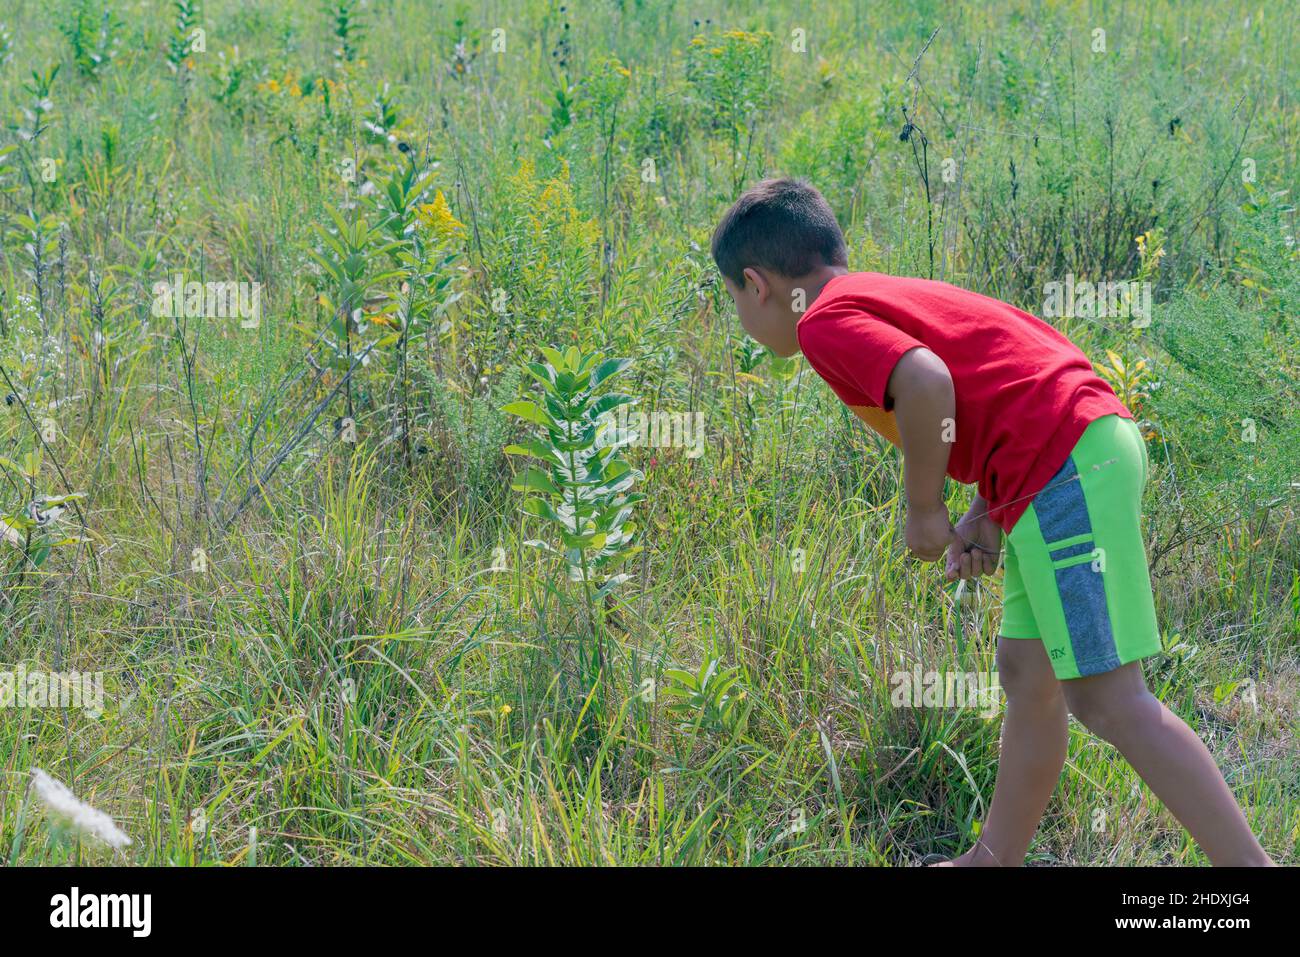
[1033,455,1120,675]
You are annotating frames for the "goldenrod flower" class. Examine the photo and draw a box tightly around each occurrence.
[416,190,466,241]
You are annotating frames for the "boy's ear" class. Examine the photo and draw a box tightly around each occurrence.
[742,267,770,303]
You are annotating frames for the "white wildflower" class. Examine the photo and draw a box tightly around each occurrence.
[30,768,131,849]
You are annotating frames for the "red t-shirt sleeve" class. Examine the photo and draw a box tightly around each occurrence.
[797,310,925,411]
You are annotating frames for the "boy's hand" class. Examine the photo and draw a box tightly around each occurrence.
[905,503,956,561]
[946,507,1002,581]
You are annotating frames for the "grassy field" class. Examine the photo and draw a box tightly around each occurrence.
[0,0,1296,866]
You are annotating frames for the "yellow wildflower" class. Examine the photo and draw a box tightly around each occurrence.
[416,190,466,241]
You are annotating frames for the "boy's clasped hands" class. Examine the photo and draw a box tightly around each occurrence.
[905,499,1002,583]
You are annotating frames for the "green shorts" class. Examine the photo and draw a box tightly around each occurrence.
[999,414,1162,680]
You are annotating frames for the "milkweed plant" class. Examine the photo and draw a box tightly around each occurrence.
[504,346,644,675]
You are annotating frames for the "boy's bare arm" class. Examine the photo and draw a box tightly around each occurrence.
[888,346,954,506]
[887,347,957,560]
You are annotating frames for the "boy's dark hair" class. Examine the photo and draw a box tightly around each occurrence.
[711,177,848,287]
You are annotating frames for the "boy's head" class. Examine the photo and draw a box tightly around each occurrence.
[711,177,848,356]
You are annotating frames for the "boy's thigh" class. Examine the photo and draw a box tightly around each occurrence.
[1005,415,1162,681]
[995,538,1060,699]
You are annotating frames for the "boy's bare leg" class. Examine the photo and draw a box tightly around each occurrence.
[1061,663,1274,866]
[935,637,1067,866]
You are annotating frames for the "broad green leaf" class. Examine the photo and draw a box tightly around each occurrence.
[593,574,630,600]
[521,497,562,523]
[589,393,634,419]
[502,400,556,429]
[540,346,569,374]
[590,357,632,388]
[510,467,560,496]
[504,439,553,459]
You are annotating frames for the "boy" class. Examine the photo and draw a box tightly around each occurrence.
[711,177,1274,866]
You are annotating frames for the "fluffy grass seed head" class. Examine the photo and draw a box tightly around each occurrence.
[30,768,132,850]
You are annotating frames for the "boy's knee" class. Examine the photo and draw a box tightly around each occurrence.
[1063,683,1156,742]
[996,642,1060,707]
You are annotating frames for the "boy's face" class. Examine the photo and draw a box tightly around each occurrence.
[723,269,802,358]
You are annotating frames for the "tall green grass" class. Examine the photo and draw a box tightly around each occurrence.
[0,0,1295,865]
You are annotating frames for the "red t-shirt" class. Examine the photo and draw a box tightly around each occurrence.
[796,271,1131,533]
